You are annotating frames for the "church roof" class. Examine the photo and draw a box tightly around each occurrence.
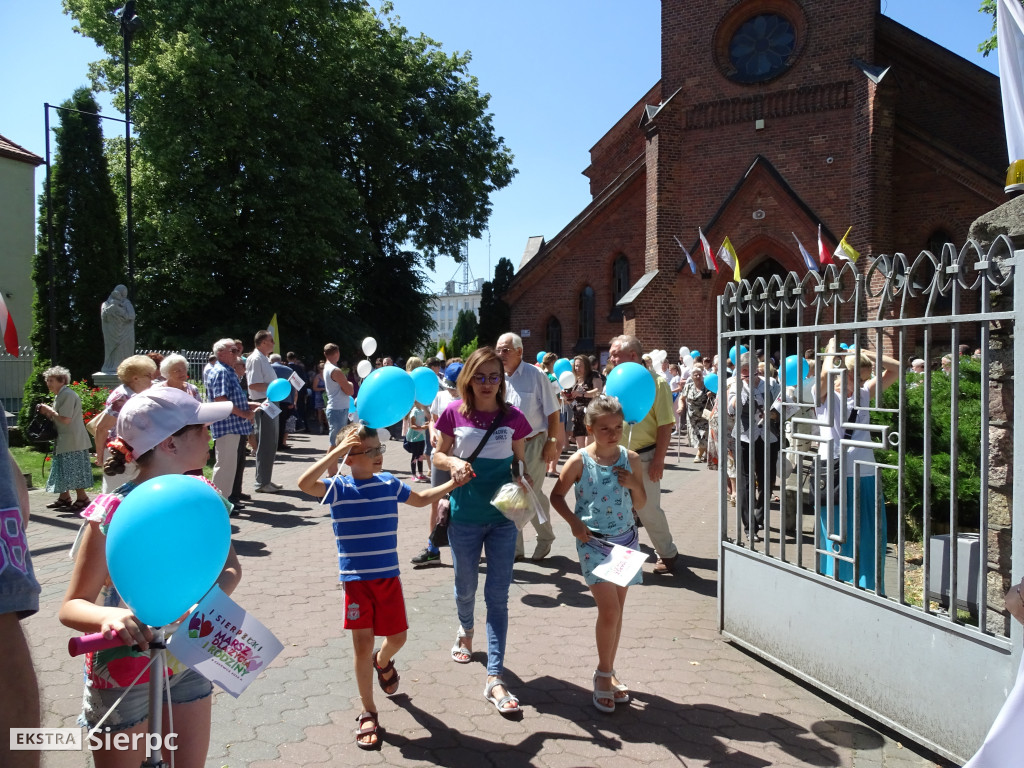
[0,134,44,166]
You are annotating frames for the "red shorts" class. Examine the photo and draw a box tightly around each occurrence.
[342,576,408,637]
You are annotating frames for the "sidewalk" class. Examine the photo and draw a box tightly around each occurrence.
[22,431,951,767]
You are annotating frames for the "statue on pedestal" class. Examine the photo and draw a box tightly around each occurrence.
[100,285,135,374]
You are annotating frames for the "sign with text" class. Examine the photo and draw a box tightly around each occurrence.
[166,585,283,698]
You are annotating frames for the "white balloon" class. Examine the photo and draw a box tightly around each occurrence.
[356,359,373,378]
[679,346,691,360]
[361,336,377,357]
[558,370,576,389]
[681,355,694,369]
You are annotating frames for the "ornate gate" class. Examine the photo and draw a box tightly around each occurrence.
[716,236,1021,763]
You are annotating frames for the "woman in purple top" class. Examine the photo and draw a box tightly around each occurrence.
[433,347,531,715]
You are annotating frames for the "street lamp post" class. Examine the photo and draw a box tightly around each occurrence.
[119,1,142,301]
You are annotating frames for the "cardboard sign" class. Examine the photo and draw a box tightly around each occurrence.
[590,544,649,587]
[166,585,283,698]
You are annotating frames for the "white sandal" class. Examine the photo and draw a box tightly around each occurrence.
[450,627,473,664]
[592,670,616,713]
[609,669,630,704]
[484,677,520,714]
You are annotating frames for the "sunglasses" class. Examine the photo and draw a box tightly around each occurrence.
[350,444,386,458]
[471,373,502,385]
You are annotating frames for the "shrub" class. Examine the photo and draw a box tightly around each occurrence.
[69,381,112,431]
[873,359,982,541]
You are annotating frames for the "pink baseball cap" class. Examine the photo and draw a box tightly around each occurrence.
[117,386,234,457]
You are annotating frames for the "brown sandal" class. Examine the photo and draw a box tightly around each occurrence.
[373,649,399,695]
[355,711,382,750]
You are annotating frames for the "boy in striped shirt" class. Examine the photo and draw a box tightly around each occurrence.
[298,423,463,750]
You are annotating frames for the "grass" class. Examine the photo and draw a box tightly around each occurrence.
[12,443,215,493]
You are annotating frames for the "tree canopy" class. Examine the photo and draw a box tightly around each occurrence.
[978,0,1024,56]
[476,256,514,346]
[64,0,515,359]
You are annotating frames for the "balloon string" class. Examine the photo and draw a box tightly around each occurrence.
[319,451,351,506]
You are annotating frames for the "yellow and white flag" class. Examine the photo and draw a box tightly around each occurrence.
[832,227,860,263]
[999,0,1024,192]
[718,237,742,282]
[267,314,281,356]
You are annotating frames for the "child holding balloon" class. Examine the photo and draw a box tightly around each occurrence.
[549,395,646,713]
[297,423,466,750]
[59,386,240,768]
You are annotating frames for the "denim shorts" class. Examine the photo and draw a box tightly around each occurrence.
[78,667,213,732]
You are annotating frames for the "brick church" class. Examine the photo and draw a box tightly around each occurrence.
[504,0,1007,361]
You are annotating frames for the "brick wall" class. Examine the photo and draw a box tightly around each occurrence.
[504,0,1004,360]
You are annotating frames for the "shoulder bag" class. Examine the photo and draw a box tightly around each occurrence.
[429,412,504,548]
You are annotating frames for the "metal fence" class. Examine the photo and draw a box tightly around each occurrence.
[716,235,1020,763]
[0,346,36,416]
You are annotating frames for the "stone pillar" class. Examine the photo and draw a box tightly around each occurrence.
[968,196,1024,635]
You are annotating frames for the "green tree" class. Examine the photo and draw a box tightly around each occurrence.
[873,360,983,541]
[476,256,515,346]
[65,0,515,357]
[979,0,1024,56]
[21,88,125,433]
[450,309,478,357]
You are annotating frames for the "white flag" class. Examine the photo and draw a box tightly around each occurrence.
[1000,0,1024,192]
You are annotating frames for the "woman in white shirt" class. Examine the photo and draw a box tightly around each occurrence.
[815,339,899,590]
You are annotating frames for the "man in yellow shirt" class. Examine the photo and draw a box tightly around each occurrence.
[608,335,680,573]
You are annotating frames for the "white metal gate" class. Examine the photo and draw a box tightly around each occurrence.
[716,236,1021,764]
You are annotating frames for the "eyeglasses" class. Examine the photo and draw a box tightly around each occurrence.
[229,347,240,354]
[472,373,502,385]
[495,347,516,355]
[350,445,386,458]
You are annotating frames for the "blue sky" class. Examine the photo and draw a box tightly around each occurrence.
[1,1,1001,294]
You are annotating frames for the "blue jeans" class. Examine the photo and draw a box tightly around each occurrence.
[326,408,348,447]
[448,519,517,677]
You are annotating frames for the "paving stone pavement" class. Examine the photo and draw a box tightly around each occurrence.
[20,431,954,767]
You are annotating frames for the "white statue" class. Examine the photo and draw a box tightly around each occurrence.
[100,285,136,374]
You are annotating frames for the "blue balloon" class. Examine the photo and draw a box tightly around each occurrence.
[553,357,572,377]
[355,366,415,428]
[784,354,810,383]
[106,475,231,628]
[728,345,748,365]
[410,366,439,406]
[703,372,719,394]
[266,378,291,402]
[536,351,546,363]
[839,343,849,350]
[605,362,656,423]
[691,350,701,359]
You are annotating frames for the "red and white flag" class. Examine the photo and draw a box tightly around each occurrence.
[0,292,18,356]
[817,224,835,266]
[699,228,718,272]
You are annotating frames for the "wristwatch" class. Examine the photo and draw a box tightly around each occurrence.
[547,437,557,443]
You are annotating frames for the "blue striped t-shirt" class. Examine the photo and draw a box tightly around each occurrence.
[321,472,411,582]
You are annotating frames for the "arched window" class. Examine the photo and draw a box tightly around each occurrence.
[927,229,954,256]
[612,255,630,304]
[578,286,595,348]
[546,317,562,357]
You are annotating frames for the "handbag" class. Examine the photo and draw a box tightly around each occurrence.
[26,410,58,443]
[428,413,505,547]
[818,407,858,506]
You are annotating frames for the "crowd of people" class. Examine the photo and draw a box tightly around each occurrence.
[4,328,997,761]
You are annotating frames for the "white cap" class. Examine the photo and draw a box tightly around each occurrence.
[117,387,233,457]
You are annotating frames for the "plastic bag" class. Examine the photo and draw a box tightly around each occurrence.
[490,479,543,530]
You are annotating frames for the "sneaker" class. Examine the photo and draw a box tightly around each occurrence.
[255,484,280,494]
[417,474,430,483]
[411,548,440,565]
